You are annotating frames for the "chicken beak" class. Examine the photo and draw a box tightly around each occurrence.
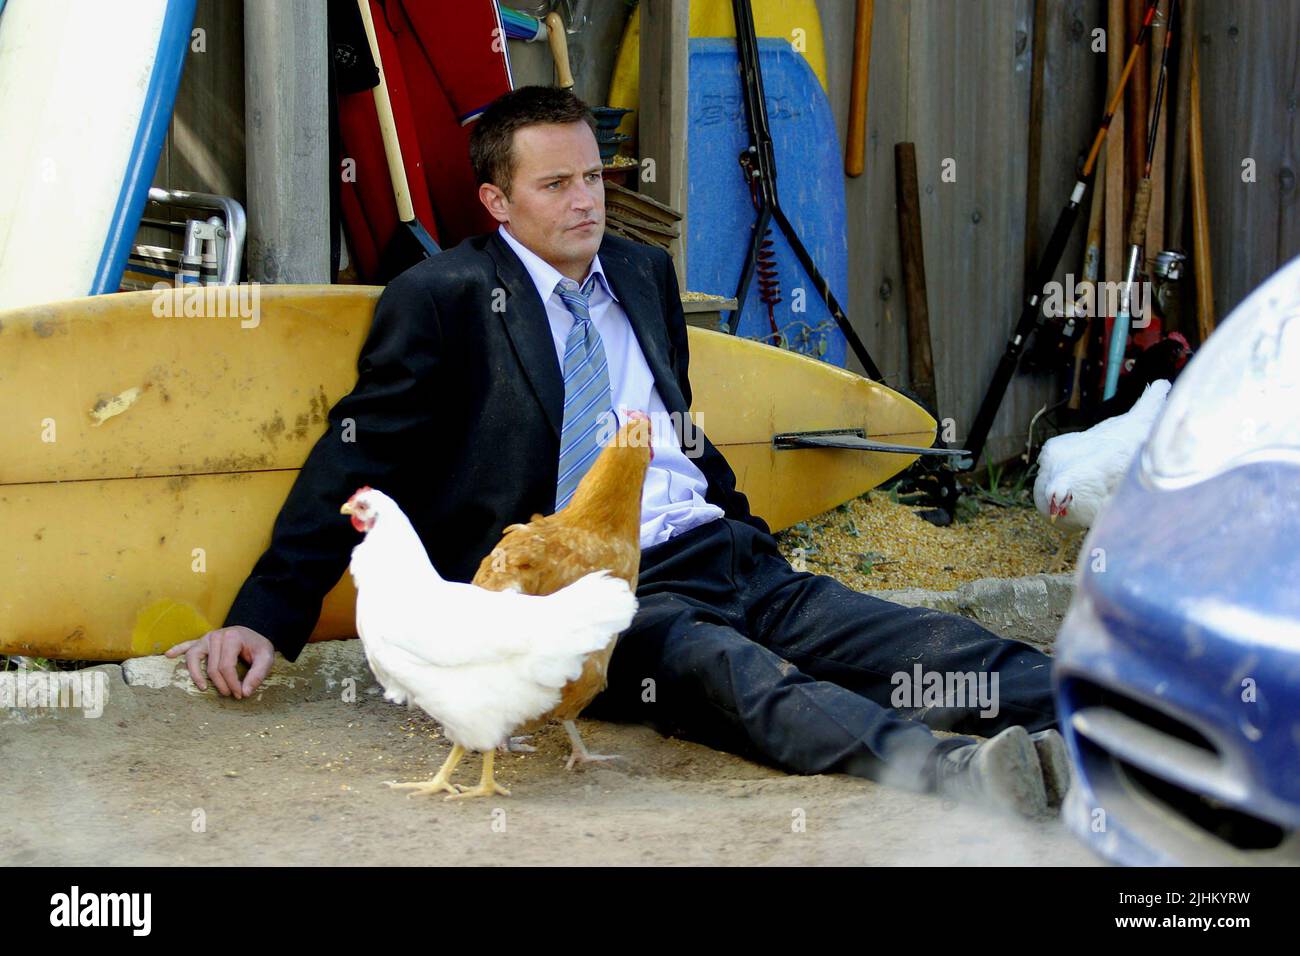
[1049,513,1058,524]
[340,502,354,515]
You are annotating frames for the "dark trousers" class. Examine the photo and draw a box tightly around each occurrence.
[586,517,1058,790]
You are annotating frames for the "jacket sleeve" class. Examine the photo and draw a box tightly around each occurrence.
[222,271,445,661]
[657,250,772,537]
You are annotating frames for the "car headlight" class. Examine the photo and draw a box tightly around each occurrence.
[1142,255,1300,489]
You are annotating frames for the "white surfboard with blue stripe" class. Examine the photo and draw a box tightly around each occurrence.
[0,0,195,309]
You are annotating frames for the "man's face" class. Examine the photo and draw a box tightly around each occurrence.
[479,121,605,279]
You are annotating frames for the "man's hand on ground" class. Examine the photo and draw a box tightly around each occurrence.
[165,626,276,700]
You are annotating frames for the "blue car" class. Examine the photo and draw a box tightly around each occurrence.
[1055,254,1300,865]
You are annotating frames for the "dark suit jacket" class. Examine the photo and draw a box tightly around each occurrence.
[224,230,771,661]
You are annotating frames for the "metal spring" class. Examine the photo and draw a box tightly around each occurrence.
[745,173,782,340]
[756,232,782,315]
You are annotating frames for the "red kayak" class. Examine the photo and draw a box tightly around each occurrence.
[337,0,513,280]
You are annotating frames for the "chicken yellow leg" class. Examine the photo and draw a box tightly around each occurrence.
[385,743,465,797]
[445,749,511,800]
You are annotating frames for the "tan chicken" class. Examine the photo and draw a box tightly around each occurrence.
[472,410,652,769]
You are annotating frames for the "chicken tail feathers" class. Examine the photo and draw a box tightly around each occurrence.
[526,570,638,687]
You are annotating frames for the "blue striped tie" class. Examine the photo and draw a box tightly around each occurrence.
[554,275,612,511]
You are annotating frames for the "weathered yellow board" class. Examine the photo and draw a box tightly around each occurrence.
[0,286,932,659]
[686,332,933,531]
[1,472,361,660]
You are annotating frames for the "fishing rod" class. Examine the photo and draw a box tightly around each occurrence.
[961,0,1160,469]
[1104,0,1176,399]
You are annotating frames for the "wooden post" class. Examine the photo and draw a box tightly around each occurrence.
[1167,0,1194,251]
[1022,0,1048,286]
[895,143,937,415]
[243,0,330,283]
[638,0,689,288]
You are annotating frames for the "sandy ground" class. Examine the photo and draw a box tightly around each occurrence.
[0,646,1096,866]
[2,497,1096,866]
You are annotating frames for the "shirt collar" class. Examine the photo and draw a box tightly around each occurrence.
[498,224,619,305]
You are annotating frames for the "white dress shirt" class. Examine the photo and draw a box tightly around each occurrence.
[498,224,724,548]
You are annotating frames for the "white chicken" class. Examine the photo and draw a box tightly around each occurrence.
[340,486,638,799]
[1033,379,1172,528]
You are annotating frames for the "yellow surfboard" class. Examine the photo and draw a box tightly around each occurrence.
[0,286,932,660]
[607,0,829,146]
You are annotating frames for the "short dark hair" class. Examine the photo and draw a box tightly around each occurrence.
[469,86,598,197]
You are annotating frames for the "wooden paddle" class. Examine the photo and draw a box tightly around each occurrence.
[545,12,575,89]
[845,0,873,177]
[1189,32,1215,340]
[355,0,439,274]
[1105,0,1127,292]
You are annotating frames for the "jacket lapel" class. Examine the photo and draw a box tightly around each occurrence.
[487,232,564,438]
[598,239,690,415]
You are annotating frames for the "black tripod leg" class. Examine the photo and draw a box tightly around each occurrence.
[771,204,883,381]
[729,201,770,334]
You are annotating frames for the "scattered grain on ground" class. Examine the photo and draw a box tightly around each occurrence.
[775,488,1085,593]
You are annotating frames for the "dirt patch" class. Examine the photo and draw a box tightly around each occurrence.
[0,655,1095,866]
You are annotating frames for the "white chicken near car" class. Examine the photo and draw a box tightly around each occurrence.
[1033,379,1172,529]
[341,486,638,799]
